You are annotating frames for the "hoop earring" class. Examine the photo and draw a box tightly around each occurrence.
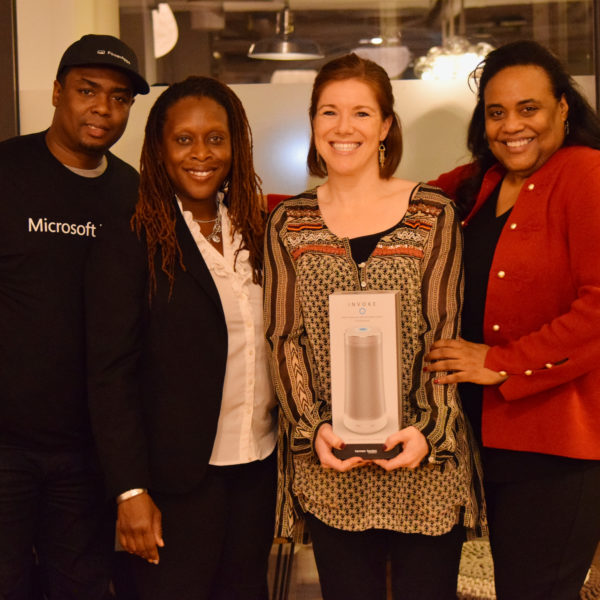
[378,142,386,169]
[564,119,570,136]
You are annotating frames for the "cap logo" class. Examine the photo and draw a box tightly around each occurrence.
[96,49,132,65]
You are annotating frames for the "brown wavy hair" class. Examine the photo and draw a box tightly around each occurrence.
[307,53,403,179]
[133,76,265,298]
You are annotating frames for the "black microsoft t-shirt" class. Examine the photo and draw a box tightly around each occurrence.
[0,131,139,450]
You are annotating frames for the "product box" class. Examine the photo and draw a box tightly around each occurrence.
[329,291,402,460]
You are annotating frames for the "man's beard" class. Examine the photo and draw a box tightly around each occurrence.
[77,136,116,157]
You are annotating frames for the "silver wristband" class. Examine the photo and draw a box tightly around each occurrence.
[116,488,148,504]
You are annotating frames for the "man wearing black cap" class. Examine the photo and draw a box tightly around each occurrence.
[0,34,149,599]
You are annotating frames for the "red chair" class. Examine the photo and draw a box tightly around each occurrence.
[266,194,291,212]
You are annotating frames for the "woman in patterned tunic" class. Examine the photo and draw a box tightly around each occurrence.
[264,53,484,600]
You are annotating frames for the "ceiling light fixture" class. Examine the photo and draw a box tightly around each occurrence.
[353,6,410,79]
[152,2,179,58]
[414,37,494,81]
[414,0,494,81]
[248,7,324,61]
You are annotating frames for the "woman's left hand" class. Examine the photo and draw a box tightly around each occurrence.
[424,338,507,385]
[315,423,369,471]
[372,426,429,471]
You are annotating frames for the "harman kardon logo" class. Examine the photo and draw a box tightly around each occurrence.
[96,49,131,65]
[28,217,98,238]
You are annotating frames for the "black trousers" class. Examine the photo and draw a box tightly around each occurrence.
[486,460,600,600]
[0,444,114,600]
[305,513,465,600]
[130,451,276,600]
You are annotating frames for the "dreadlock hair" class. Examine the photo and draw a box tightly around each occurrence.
[456,40,600,217]
[307,53,403,179]
[133,76,264,298]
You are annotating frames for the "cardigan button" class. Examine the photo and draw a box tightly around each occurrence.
[545,363,553,369]
[358,262,366,268]
[492,324,500,331]
[527,183,535,191]
[360,281,367,288]
[497,270,506,278]
[524,369,533,376]
[509,223,517,230]
[499,370,507,377]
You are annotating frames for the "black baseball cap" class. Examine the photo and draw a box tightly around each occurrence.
[57,34,150,95]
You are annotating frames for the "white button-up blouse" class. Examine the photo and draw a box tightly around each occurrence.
[179,200,277,465]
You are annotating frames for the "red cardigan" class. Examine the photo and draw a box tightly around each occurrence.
[432,146,600,459]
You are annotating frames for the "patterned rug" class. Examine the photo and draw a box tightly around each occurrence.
[457,540,600,600]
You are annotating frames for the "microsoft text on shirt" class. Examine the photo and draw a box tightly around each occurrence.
[28,218,98,238]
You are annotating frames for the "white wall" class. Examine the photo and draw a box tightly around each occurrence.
[108,79,478,193]
[17,0,119,132]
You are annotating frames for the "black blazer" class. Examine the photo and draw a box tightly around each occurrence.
[86,204,228,498]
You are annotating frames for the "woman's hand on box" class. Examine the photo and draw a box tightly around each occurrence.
[315,423,369,471]
[373,426,429,471]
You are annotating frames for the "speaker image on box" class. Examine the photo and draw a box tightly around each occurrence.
[343,326,388,434]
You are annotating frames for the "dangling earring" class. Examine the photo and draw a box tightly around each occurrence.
[564,119,570,136]
[378,142,386,169]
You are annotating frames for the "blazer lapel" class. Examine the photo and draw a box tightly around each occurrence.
[174,206,223,311]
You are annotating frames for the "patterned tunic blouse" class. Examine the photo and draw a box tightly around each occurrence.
[264,185,485,540]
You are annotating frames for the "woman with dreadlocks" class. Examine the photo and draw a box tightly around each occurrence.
[86,76,276,599]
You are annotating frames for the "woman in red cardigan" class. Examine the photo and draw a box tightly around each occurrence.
[427,40,600,600]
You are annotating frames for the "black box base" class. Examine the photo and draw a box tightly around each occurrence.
[333,443,401,460]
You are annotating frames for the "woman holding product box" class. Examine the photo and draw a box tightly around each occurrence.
[264,53,484,600]
[86,76,276,599]
[427,41,600,599]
